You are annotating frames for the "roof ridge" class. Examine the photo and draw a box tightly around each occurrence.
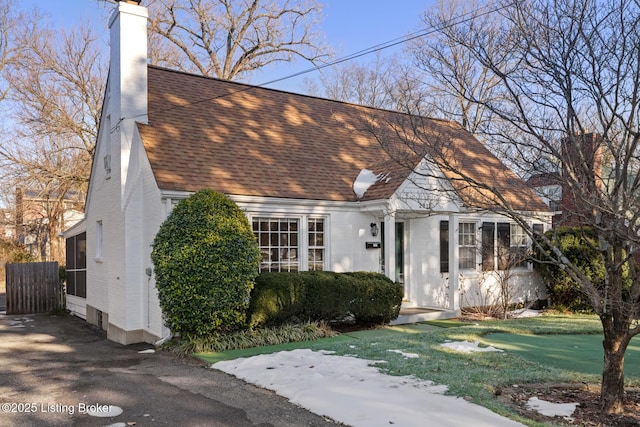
[145,65,456,125]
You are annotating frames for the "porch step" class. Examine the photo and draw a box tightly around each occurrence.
[391,308,460,325]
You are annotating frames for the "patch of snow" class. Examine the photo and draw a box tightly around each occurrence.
[387,349,420,358]
[138,349,155,354]
[353,169,389,199]
[212,349,526,427]
[526,397,579,417]
[508,309,542,318]
[439,340,504,353]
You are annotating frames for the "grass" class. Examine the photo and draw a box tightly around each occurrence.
[484,332,640,377]
[195,314,639,427]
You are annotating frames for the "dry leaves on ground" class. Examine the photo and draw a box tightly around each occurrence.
[497,383,640,426]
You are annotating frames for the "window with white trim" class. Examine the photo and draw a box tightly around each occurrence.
[458,222,476,269]
[308,218,325,271]
[253,217,299,272]
[95,221,103,260]
[510,224,528,268]
[252,216,326,272]
[482,222,536,271]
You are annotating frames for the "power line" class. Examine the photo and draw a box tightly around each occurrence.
[122,1,509,123]
[258,2,507,88]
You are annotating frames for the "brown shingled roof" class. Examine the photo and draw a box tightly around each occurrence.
[137,66,549,212]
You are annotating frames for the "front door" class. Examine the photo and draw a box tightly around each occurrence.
[380,221,407,296]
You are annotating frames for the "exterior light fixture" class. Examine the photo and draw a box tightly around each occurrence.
[370,222,379,237]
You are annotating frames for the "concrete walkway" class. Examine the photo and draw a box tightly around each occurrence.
[0,313,342,426]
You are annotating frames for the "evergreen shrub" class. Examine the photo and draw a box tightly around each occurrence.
[247,272,305,328]
[151,189,261,339]
[534,226,603,312]
[248,271,403,327]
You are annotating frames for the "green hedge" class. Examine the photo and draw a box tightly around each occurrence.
[534,226,603,312]
[248,271,403,328]
[247,272,306,328]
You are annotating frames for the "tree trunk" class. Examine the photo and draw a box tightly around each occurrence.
[600,322,629,414]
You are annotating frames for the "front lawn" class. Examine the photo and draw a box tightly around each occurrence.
[194,314,640,426]
[483,332,640,377]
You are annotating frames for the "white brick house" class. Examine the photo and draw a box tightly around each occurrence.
[65,0,552,344]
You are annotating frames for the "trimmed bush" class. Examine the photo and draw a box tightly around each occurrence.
[300,271,353,321]
[247,272,305,328]
[248,271,403,327]
[151,189,261,339]
[345,272,403,324]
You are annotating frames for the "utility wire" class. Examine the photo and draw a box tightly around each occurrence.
[119,1,510,125]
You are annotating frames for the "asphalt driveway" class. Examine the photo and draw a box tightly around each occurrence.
[0,313,342,427]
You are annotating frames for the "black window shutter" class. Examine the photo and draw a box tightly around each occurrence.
[440,221,449,273]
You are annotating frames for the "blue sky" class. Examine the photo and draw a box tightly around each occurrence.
[20,0,433,93]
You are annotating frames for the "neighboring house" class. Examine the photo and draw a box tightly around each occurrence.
[65,0,552,345]
[7,187,84,263]
[526,172,562,224]
[528,133,603,227]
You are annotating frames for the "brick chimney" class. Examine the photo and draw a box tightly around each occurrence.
[559,133,603,226]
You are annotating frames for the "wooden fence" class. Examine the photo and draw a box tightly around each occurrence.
[5,262,62,314]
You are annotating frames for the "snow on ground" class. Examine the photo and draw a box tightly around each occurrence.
[212,348,526,427]
[440,340,504,353]
[508,309,543,318]
[386,349,420,358]
[526,397,579,418]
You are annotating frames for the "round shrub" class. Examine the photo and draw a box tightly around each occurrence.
[151,189,261,339]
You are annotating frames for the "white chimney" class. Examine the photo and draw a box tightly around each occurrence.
[109,0,148,124]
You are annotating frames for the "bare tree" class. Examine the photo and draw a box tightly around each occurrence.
[407,0,502,135]
[461,234,536,320]
[385,0,640,414]
[304,54,401,109]
[148,0,331,80]
[0,0,15,104]
[0,11,106,262]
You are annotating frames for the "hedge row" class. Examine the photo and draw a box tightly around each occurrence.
[247,271,403,328]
